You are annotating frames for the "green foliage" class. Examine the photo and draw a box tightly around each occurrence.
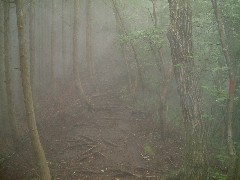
[215,153,229,164]
[222,0,240,32]
[210,171,227,180]
[211,65,228,73]
[202,85,228,104]
[207,146,229,180]
[174,63,184,68]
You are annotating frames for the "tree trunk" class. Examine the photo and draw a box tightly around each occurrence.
[0,0,8,143]
[158,64,172,140]
[15,0,51,179]
[51,0,56,84]
[62,0,66,80]
[149,0,173,140]
[29,0,36,89]
[151,0,157,27]
[167,0,208,179]
[210,0,238,179]
[73,0,93,110]
[112,1,133,92]
[111,0,144,92]
[86,0,96,86]
[4,0,18,143]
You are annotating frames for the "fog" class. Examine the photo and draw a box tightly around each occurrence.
[0,0,240,179]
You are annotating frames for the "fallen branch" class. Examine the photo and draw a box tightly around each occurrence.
[78,135,95,143]
[81,146,96,156]
[78,151,104,162]
[110,169,142,178]
[102,139,118,147]
[76,169,102,174]
[134,166,163,174]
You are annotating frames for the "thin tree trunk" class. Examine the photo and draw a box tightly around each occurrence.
[44,0,51,89]
[111,0,144,92]
[167,0,208,179]
[73,0,93,110]
[51,0,56,84]
[29,0,36,89]
[112,2,132,92]
[62,0,66,80]
[149,0,173,140]
[211,0,237,179]
[123,46,132,91]
[0,0,8,143]
[158,64,172,140]
[148,42,162,72]
[86,0,96,86]
[4,0,18,143]
[151,0,157,27]
[15,0,51,179]
[158,49,173,140]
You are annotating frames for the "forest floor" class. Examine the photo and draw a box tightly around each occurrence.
[0,73,184,179]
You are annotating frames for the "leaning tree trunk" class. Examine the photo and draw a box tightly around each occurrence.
[15,0,51,179]
[211,0,238,179]
[167,0,208,179]
[3,0,18,143]
[112,0,133,92]
[73,0,93,110]
[112,0,144,92]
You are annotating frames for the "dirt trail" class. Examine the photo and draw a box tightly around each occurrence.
[0,78,183,179]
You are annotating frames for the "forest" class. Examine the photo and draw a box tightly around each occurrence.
[0,0,240,179]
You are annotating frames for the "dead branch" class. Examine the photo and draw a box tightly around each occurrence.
[110,169,142,178]
[78,151,104,162]
[81,146,96,156]
[78,135,95,143]
[102,139,118,147]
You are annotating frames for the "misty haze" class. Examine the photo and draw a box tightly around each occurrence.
[0,0,240,179]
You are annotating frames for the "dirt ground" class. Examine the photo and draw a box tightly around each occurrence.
[0,67,184,179]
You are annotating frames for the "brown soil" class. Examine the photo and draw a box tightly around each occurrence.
[0,77,183,180]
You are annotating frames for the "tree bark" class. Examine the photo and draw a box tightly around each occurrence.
[167,0,208,179]
[73,0,93,110]
[62,0,66,80]
[51,0,56,83]
[0,0,8,143]
[15,0,51,179]
[151,0,157,27]
[29,0,36,89]
[86,0,96,86]
[4,0,18,143]
[210,0,238,179]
